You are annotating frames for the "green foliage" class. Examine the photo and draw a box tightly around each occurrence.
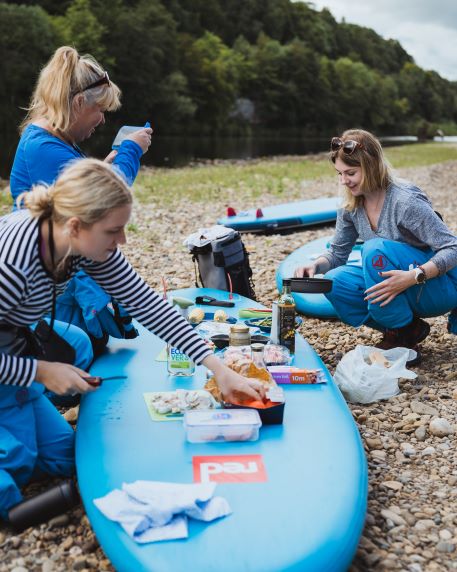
[52,0,109,62]
[180,31,243,130]
[1,0,457,141]
[0,3,57,133]
[104,0,179,126]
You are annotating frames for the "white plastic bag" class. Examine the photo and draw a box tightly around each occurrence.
[333,345,417,404]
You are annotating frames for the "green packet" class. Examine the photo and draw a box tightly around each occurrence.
[238,308,272,319]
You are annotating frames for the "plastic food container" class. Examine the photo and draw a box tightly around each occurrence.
[183,409,262,443]
[263,344,291,366]
[223,400,285,425]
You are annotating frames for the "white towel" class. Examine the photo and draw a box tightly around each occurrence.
[94,481,231,543]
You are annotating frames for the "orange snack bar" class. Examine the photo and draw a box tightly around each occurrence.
[268,366,324,385]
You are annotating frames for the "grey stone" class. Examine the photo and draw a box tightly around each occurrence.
[414,519,435,531]
[421,446,436,456]
[381,509,407,526]
[400,442,416,456]
[436,541,455,553]
[41,559,55,572]
[429,418,453,437]
[415,426,427,441]
[439,529,453,540]
[72,557,87,571]
[48,514,70,528]
[410,400,439,416]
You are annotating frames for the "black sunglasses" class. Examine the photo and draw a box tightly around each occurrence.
[331,137,364,155]
[79,71,110,94]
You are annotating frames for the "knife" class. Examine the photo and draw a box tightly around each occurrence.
[83,375,127,387]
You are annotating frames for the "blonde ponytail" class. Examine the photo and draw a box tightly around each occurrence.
[21,46,121,134]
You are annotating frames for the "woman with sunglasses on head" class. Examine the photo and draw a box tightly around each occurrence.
[9,46,153,374]
[0,158,265,522]
[10,45,152,200]
[295,129,457,364]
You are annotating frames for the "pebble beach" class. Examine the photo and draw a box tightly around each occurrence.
[1,157,456,572]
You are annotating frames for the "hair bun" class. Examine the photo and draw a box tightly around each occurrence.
[20,184,53,218]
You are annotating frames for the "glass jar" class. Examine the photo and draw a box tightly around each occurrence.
[229,324,251,346]
[227,324,251,359]
[251,343,267,369]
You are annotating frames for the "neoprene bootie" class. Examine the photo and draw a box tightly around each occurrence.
[377,317,430,366]
[8,479,80,531]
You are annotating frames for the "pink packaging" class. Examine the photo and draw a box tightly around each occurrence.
[268,366,325,385]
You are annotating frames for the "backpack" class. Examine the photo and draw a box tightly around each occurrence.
[55,271,138,357]
[184,226,256,300]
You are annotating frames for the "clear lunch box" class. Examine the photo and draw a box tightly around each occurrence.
[183,409,262,443]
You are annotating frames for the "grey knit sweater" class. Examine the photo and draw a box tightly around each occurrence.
[321,181,457,276]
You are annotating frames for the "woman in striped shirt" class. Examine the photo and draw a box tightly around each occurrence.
[0,158,264,520]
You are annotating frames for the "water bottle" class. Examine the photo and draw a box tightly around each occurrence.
[112,122,150,149]
[8,480,80,532]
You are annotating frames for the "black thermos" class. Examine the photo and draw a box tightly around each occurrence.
[8,479,80,531]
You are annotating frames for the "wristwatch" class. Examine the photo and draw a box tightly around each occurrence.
[414,266,427,285]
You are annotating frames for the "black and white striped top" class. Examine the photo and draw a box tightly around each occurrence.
[0,210,212,387]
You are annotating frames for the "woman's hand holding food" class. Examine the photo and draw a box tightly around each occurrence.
[364,269,416,306]
[126,127,153,154]
[35,361,97,395]
[203,354,266,403]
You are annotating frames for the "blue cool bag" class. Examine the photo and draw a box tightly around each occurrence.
[56,271,138,355]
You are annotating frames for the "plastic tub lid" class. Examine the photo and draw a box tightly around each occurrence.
[184,409,261,428]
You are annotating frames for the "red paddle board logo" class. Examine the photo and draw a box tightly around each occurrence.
[193,455,267,484]
[372,254,387,270]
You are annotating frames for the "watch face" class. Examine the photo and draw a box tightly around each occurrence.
[416,270,426,284]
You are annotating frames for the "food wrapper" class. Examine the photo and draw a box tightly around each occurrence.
[205,355,275,404]
[267,366,325,385]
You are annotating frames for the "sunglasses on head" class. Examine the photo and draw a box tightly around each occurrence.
[79,71,110,94]
[331,137,363,155]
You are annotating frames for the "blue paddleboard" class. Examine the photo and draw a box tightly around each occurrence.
[276,236,362,317]
[218,197,340,232]
[76,287,367,572]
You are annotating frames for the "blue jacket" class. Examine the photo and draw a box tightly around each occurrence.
[10,124,142,201]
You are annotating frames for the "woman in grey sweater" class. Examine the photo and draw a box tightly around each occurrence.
[295,129,457,364]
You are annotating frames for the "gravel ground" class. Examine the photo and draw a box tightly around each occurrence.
[1,159,456,572]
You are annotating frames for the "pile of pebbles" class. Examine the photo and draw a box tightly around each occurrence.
[1,159,456,572]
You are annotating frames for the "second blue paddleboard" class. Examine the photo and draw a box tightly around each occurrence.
[218,197,340,232]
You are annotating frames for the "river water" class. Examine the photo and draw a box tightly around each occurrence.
[0,132,423,179]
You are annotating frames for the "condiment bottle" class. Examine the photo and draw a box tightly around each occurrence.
[251,343,267,369]
[278,279,296,354]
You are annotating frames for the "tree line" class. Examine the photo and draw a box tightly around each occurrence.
[1,0,456,141]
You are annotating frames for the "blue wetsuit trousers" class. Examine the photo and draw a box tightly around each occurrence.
[325,238,457,329]
[0,321,93,519]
